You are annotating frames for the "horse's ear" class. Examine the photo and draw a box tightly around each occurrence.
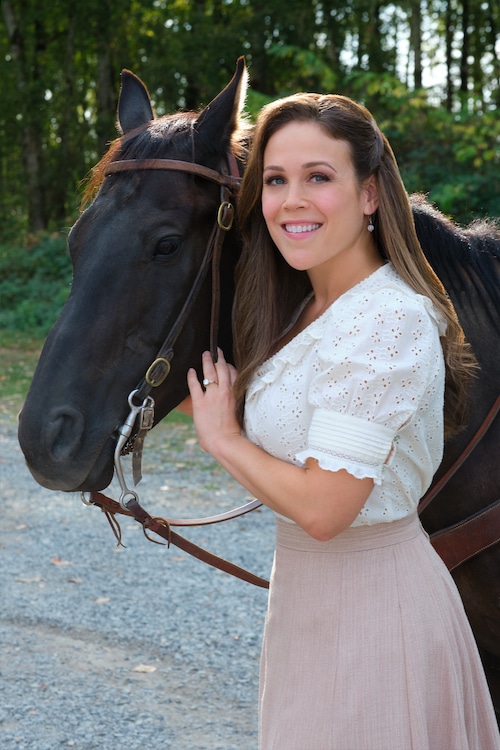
[117,69,155,134]
[194,57,248,149]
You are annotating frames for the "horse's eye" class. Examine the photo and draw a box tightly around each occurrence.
[153,237,181,260]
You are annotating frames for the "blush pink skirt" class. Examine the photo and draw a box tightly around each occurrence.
[259,513,499,750]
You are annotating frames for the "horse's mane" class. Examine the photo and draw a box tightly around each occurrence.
[410,193,500,324]
[81,110,250,208]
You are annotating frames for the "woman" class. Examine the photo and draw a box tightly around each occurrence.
[183,93,500,748]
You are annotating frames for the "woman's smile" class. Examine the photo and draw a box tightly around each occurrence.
[283,222,322,235]
[261,121,379,291]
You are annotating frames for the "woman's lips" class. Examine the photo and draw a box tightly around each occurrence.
[283,223,321,234]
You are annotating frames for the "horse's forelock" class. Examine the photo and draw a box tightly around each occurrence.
[81,139,122,208]
[116,112,197,159]
[81,109,249,209]
[80,113,194,208]
[147,112,197,142]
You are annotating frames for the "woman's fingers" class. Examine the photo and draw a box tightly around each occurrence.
[188,349,236,396]
[186,350,241,456]
[201,349,218,386]
[187,367,202,397]
[213,348,231,387]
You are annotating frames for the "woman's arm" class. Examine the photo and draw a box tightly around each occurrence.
[187,350,374,541]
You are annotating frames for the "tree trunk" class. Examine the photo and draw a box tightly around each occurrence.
[410,0,423,90]
[445,0,455,112]
[460,0,470,100]
[486,2,500,107]
[363,1,385,73]
[2,0,46,230]
[50,14,77,224]
[96,44,116,158]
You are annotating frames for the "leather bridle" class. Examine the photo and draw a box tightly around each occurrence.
[105,156,242,401]
[419,393,500,571]
[84,153,269,588]
[84,154,500,587]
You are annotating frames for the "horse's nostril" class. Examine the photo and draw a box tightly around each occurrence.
[45,408,85,462]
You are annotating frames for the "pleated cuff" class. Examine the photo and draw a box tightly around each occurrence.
[296,408,395,484]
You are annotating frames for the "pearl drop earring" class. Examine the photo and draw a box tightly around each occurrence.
[367,215,375,232]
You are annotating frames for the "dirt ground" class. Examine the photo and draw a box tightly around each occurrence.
[0,413,274,749]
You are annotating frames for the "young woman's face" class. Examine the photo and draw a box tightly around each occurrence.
[261,121,378,282]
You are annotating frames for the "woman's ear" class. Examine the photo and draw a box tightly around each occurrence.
[363,176,379,214]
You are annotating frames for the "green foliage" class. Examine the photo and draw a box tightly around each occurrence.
[266,45,339,96]
[0,0,498,343]
[0,346,42,420]
[345,71,500,224]
[2,0,498,237]
[0,233,72,340]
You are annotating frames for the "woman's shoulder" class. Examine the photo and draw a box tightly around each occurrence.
[331,263,446,335]
[342,263,418,306]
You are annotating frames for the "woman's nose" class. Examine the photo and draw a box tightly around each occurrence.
[282,183,307,209]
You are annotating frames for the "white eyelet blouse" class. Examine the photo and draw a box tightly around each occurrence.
[244,264,447,526]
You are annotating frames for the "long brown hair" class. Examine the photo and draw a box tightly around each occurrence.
[232,93,476,435]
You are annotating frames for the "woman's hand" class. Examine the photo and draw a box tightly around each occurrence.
[187,350,373,542]
[187,348,241,455]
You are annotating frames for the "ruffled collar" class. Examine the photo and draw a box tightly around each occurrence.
[245,263,447,402]
[247,312,323,401]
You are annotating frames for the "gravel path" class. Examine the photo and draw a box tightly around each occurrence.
[0,411,275,749]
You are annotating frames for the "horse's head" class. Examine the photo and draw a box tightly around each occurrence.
[18,59,249,493]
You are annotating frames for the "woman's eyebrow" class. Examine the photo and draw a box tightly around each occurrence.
[263,160,337,172]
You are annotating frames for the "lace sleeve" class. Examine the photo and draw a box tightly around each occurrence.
[296,285,445,482]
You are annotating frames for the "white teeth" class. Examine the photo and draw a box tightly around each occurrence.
[285,224,321,233]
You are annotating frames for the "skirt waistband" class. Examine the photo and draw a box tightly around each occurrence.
[276,512,424,553]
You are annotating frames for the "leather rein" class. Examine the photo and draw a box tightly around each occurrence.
[419,393,500,571]
[83,154,500,587]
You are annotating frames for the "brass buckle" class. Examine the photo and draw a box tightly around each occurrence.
[217,201,234,231]
[145,357,171,387]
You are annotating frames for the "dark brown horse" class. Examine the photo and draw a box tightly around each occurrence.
[17,59,500,719]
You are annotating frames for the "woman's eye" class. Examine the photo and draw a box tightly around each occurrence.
[264,175,285,186]
[153,237,181,260]
[310,173,329,183]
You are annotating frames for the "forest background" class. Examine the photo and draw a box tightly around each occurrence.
[0,0,499,345]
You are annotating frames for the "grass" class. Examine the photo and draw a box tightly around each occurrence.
[0,344,42,421]
[0,343,194,431]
